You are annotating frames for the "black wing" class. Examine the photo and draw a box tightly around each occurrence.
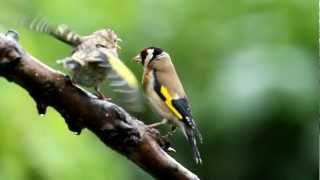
[172,98,193,124]
[172,98,203,164]
[172,98,202,141]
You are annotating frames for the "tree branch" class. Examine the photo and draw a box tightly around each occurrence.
[0,31,200,180]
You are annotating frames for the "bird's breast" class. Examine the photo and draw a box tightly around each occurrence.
[73,65,108,87]
[143,69,177,122]
[142,68,152,92]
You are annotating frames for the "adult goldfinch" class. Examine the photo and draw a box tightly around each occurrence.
[134,47,203,164]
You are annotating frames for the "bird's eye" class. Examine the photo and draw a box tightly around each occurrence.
[96,44,107,48]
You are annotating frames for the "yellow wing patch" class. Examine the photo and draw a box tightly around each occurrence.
[160,86,183,119]
[106,52,138,88]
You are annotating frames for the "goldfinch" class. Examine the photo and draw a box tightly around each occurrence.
[29,18,142,112]
[133,47,203,164]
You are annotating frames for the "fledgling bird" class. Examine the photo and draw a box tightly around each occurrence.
[133,47,203,164]
[56,28,131,100]
[28,18,142,112]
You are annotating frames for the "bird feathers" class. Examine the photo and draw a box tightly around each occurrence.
[144,52,203,164]
[28,17,81,46]
[106,52,138,89]
[185,124,202,164]
[154,83,203,164]
[172,98,203,143]
[160,86,183,120]
[29,18,142,112]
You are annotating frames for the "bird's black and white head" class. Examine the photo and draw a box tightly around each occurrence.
[133,47,170,66]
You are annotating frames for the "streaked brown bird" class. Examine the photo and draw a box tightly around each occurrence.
[29,18,142,112]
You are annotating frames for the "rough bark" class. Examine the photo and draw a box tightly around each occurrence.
[0,31,200,180]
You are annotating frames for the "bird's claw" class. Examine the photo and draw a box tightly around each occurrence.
[96,94,112,101]
[167,147,176,153]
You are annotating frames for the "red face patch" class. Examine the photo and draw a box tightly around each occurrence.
[140,48,148,65]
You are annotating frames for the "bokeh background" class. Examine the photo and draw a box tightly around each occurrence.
[0,0,317,179]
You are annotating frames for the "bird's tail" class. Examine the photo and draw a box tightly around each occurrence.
[184,117,203,165]
[27,17,81,46]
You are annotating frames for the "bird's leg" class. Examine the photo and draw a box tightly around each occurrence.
[169,125,177,136]
[63,75,76,85]
[148,119,168,128]
[94,86,111,100]
[164,125,177,138]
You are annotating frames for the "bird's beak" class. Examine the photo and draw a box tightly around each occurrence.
[116,44,122,50]
[117,38,123,42]
[133,54,141,63]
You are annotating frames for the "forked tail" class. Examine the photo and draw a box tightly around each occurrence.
[184,117,202,164]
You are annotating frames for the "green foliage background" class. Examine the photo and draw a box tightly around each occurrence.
[0,0,317,179]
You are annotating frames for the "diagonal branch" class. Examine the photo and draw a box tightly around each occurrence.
[0,31,200,180]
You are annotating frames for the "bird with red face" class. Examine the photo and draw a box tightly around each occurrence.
[134,47,203,164]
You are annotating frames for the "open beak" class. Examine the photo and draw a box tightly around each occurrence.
[133,54,141,63]
[116,44,122,50]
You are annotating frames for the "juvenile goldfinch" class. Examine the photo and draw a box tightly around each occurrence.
[29,18,142,112]
[57,30,142,111]
[133,47,203,164]
[56,29,129,100]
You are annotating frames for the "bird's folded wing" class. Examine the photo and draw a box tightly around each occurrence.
[157,85,202,142]
[158,86,184,120]
[156,85,195,127]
